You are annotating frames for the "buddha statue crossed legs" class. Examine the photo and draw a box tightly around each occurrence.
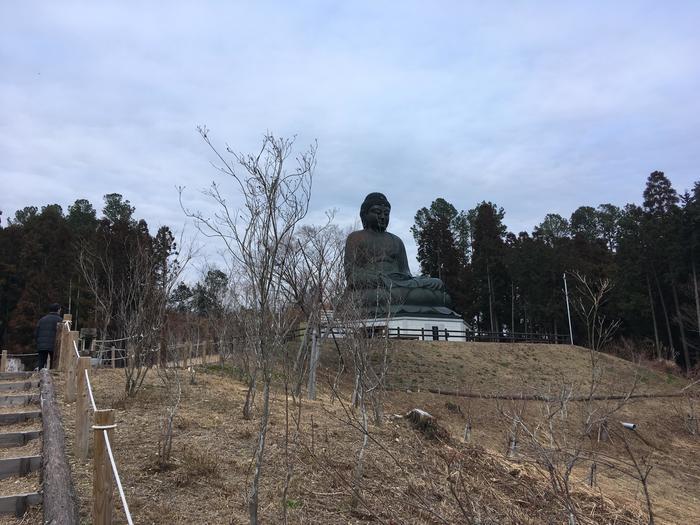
[344,192,454,315]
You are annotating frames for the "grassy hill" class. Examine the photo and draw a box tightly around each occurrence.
[50,341,698,525]
[381,341,682,395]
[372,341,698,525]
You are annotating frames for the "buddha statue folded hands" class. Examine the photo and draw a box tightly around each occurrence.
[343,192,456,316]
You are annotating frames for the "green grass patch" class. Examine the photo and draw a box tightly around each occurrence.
[286,498,303,509]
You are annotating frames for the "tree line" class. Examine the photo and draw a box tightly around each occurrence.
[0,193,182,364]
[2,170,699,371]
[411,171,700,369]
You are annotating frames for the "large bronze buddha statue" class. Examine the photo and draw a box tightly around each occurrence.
[344,192,457,317]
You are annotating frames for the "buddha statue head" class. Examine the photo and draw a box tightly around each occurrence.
[360,192,391,232]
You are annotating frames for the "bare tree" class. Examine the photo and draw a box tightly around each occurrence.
[329,290,396,510]
[123,230,191,395]
[182,128,315,525]
[281,219,346,400]
[80,226,191,396]
[571,271,621,353]
[78,241,116,353]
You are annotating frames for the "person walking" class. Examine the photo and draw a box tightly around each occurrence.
[35,303,62,369]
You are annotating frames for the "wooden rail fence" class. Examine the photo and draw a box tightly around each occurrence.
[58,316,134,525]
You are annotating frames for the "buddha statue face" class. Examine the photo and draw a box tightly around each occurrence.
[365,204,390,232]
[360,193,391,232]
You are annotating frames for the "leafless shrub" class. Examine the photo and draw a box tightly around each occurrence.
[80,228,192,396]
[497,348,642,525]
[175,448,220,486]
[612,428,656,525]
[672,394,699,436]
[156,339,183,469]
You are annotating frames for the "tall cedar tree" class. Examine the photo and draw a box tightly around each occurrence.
[471,202,508,333]
[411,198,470,314]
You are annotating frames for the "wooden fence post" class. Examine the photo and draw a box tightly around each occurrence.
[111,347,116,369]
[58,324,67,372]
[1,350,6,372]
[93,409,114,525]
[66,356,76,403]
[59,315,72,372]
[65,331,79,403]
[75,357,91,459]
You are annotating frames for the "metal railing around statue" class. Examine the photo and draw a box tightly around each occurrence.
[286,325,572,344]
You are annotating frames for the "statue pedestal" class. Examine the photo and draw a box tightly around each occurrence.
[362,313,469,341]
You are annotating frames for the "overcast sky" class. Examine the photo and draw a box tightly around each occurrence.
[2,1,699,273]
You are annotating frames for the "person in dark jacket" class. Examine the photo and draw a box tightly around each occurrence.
[35,303,62,369]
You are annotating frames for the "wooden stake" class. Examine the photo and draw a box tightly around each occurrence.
[66,360,76,402]
[66,331,80,402]
[111,347,116,369]
[463,422,472,442]
[1,350,6,373]
[59,315,72,372]
[92,409,114,525]
[75,357,91,459]
[58,324,67,372]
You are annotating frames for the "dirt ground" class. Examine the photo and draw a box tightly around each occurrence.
[45,341,700,524]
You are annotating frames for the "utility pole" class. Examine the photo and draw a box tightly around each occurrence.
[563,272,574,345]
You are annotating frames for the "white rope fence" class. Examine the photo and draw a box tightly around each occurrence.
[53,325,219,523]
[104,432,134,525]
[94,335,133,344]
[85,370,96,411]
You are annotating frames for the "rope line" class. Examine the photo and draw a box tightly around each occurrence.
[103,431,135,525]
[84,369,97,411]
[73,340,80,359]
[96,355,128,363]
[6,352,39,357]
[94,336,132,344]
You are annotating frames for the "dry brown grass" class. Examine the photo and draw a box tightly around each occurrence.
[373,341,683,396]
[45,341,700,524]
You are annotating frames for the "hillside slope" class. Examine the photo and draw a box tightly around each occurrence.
[379,341,681,396]
[318,340,699,524]
[49,341,698,525]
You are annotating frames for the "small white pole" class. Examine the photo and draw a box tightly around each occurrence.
[563,272,574,345]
